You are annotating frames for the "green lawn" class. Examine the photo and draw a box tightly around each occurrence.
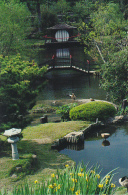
[22,121,90,141]
[0,121,90,191]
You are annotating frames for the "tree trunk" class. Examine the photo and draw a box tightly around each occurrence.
[37,1,41,32]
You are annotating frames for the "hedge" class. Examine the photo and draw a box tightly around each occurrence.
[69,101,116,122]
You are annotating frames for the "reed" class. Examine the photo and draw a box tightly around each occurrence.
[1,164,117,195]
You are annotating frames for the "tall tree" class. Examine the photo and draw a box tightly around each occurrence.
[0,0,31,56]
[20,0,46,32]
[52,0,70,22]
[101,49,128,103]
[91,3,127,61]
[78,2,128,103]
[90,3,128,103]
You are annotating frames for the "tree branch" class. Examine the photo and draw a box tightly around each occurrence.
[94,40,106,64]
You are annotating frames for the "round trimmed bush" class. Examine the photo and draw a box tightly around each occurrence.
[69,101,116,122]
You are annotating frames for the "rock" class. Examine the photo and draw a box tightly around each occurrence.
[101,133,110,139]
[122,99,128,111]
[11,174,17,178]
[51,139,60,149]
[64,131,84,144]
[112,115,127,124]
[16,166,22,172]
[40,115,48,123]
[90,98,95,101]
[32,154,37,159]
[106,115,128,124]
[51,138,66,149]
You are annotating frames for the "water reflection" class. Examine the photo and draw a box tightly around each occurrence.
[38,74,106,101]
[66,143,84,151]
[59,124,128,185]
[102,140,110,147]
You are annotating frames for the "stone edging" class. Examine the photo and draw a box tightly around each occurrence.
[51,115,128,150]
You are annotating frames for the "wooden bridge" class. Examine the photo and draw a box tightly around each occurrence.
[39,57,96,75]
[47,65,90,74]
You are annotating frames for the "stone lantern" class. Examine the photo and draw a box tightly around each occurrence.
[3,128,21,160]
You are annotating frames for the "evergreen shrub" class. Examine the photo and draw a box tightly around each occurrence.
[69,101,116,122]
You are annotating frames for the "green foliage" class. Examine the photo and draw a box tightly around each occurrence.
[116,104,128,116]
[78,22,95,46]
[55,0,70,14]
[49,0,70,23]
[69,101,116,122]
[89,2,128,63]
[77,2,128,103]
[0,0,31,56]
[73,1,89,22]
[56,103,77,121]
[6,164,117,195]
[0,54,47,130]
[73,0,98,23]
[91,3,125,36]
[101,49,128,103]
[40,8,58,34]
[31,104,56,113]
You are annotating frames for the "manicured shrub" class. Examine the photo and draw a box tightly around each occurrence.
[69,101,116,122]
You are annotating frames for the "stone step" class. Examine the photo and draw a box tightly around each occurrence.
[64,131,84,144]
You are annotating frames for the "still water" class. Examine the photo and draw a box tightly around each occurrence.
[59,123,128,186]
[38,73,106,101]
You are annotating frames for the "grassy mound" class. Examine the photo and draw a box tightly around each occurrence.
[69,101,116,122]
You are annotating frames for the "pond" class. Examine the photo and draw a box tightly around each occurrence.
[59,123,128,186]
[37,73,106,101]
[36,44,107,101]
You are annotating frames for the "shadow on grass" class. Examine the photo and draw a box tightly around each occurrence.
[0,140,12,158]
[18,139,71,170]
[0,138,74,191]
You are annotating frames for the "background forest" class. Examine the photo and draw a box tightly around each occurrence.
[0,0,128,130]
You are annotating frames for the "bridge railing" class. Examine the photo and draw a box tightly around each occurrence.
[39,57,91,73]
